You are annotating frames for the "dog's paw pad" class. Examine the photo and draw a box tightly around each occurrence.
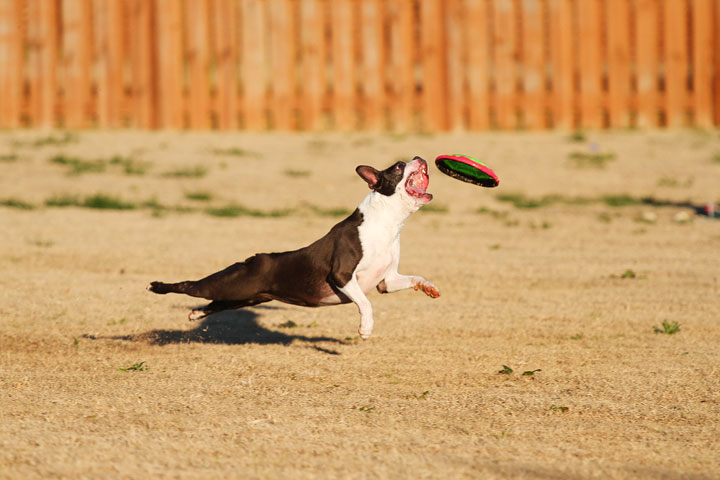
[415,282,440,298]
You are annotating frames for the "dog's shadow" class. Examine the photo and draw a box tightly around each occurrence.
[111,309,346,353]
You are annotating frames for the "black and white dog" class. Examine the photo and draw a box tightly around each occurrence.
[148,156,440,339]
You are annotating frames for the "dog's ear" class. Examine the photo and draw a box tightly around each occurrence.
[356,165,380,189]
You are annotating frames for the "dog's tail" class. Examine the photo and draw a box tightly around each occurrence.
[147,281,190,295]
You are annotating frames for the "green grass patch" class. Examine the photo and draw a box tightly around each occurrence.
[50,155,106,175]
[162,165,208,178]
[45,194,81,207]
[109,155,150,175]
[498,365,513,375]
[568,151,616,168]
[601,194,644,207]
[0,153,18,162]
[712,153,720,165]
[419,203,448,214]
[568,131,587,142]
[284,169,311,178]
[213,147,260,157]
[82,193,137,210]
[307,205,352,217]
[654,320,680,335]
[23,132,78,147]
[184,191,213,202]
[205,204,292,218]
[119,361,148,372]
[1,198,35,210]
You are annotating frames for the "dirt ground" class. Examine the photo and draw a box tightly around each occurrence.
[1,129,719,479]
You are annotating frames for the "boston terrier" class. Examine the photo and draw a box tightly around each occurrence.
[147,156,440,339]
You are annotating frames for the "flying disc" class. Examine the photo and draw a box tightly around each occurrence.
[435,154,499,188]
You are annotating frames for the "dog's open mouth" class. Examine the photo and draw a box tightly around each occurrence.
[405,160,433,202]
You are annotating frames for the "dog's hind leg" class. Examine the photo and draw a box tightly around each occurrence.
[148,255,273,301]
[188,297,271,321]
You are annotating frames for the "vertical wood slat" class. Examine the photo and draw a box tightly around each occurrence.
[213,0,238,130]
[420,0,447,131]
[331,0,355,131]
[0,0,22,128]
[549,0,573,129]
[155,0,183,128]
[691,0,713,128]
[360,0,384,130]
[62,0,92,128]
[445,0,465,130]
[39,0,58,127]
[241,0,266,130]
[299,0,324,130]
[130,0,154,128]
[663,0,687,127]
[269,0,294,130]
[96,0,123,128]
[27,0,42,126]
[577,0,602,129]
[466,0,490,130]
[186,0,210,129]
[715,0,720,125]
[492,0,516,129]
[606,0,631,128]
[387,0,414,132]
[521,0,544,129]
[635,0,659,127]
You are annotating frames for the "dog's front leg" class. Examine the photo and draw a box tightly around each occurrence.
[337,276,375,339]
[378,272,440,298]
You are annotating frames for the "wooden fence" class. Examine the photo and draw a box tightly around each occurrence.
[0,0,719,131]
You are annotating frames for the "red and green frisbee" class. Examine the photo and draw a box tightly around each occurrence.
[435,154,499,188]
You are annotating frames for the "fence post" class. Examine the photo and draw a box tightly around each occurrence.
[663,0,688,127]
[187,0,211,129]
[420,0,448,131]
[360,0,385,130]
[466,0,490,131]
[492,0,517,130]
[299,0,325,130]
[269,0,295,130]
[521,0,545,130]
[549,0,573,130]
[691,0,714,128]
[606,0,631,128]
[635,0,659,128]
[331,0,357,131]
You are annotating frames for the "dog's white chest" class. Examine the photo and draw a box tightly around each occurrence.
[354,201,405,293]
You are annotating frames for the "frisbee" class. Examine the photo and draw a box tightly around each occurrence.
[435,154,499,188]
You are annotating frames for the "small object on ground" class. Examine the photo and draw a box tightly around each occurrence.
[435,154,499,188]
[703,203,719,218]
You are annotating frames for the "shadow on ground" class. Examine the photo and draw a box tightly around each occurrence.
[93,309,346,354]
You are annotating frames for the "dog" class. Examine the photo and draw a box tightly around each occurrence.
[147,156,440,339]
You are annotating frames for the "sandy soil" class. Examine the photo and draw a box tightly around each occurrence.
[1,129,719,479]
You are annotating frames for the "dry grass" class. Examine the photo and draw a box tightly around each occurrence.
[1,130,719,479]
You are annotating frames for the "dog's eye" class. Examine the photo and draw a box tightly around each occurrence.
[394,163,404,172]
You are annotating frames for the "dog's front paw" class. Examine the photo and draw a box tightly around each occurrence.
[413,280,440,298]
[188,309,206,322]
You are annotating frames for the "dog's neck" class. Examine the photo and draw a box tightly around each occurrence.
[357,191,417,234]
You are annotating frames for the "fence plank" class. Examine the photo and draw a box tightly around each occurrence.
[521,0,544,129]
[269,0,294,130]
[299,0,325,130]
[466,0,490,130]
[715,0,720,125]
[39,0,59,127]
[360,0,385,130]
[331,0,356,130]
[420,0,447,131]
[96,0,124,127]
[0,0,22,128]
[663,0,687,127]
[27,0,42,126]
[548,0,573,129]
[492,0,517,129]
[186,0,211,129]
[211,0,237,129]
[129,0,155,129]
[577,0,602,128]
[635,0,659,127]
[155,0,183,128]
[387,0,414,132]
[445,0,465,130]
[606,0,631,127]
[691,0,713,128]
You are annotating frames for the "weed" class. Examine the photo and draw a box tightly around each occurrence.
[357,406,375,413]
[490,244,501,250]
[27,238,53,247]
[570,333,584,340]
[415,390,430,400]
[550,405,569,413]
[73,337,79,347]
[476,207,510,219]
[110,156,150,175]
[205,204,291,218]
[0,153,18,162]
[162,165,208,178]
[50,155,106,175]
[498,365,513,375]
[597,212,612,223]
[568,151,616,168]
[307,321,319,328]
[620,269,637,279]
[26,132,77,147]
[307,205,351,217]
[284,169,311,178]
[45,194,81,207]
[213,147,259,157]
[82,194,136,210]
[602,194,643,207]
[278,320,298,329]
[420,203,448,214]
[522,369,542,376]
[568,131,587,142]
[712,153,720,165]
[119,361,148,372]
[184,191,213,202]
[654,320,680,335]
[1,198,35,210]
